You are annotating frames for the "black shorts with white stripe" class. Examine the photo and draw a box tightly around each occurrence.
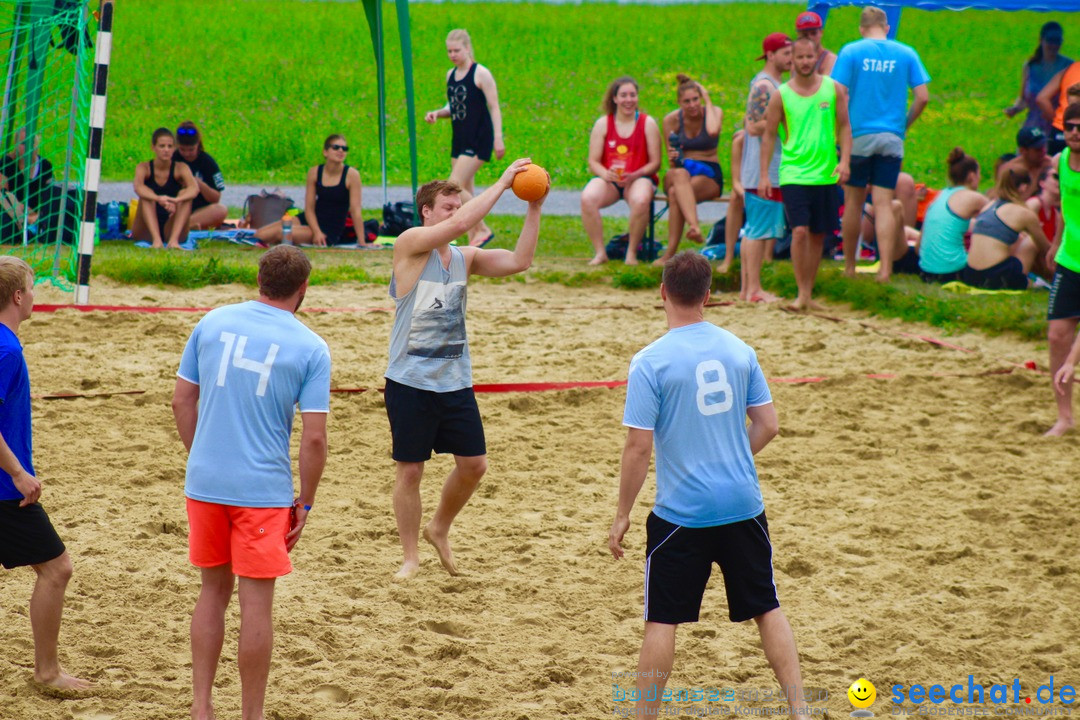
[643,510,779,624]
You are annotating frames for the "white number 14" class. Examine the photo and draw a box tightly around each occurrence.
[216,331,279,397]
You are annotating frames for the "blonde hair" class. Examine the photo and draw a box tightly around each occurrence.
[0,256,33,311]
[860,6,888,29]
[995,167,1031,205]
[446,29,473,61]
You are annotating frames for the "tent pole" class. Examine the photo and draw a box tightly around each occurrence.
[396,0,419,211]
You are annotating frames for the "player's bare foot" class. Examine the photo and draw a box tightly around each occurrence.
[843,266,857,278]
[393,560,420,581]
[748,290,780,303]
[422,524,459,576]
[34,668,91,693]
[1044,419,1073,437]
[788,297,824,312]
[652,255,672,267]
[687,226,704,243]
[875,272,892,283]
[624,255,639,266]
[588,254,608,266]
[718,261,733,275]
[191,704,217,720]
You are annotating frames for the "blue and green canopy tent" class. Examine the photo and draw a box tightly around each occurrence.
[808,0,1080,39]
[362,0,419,204]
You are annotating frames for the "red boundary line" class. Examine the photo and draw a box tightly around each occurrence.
[35,366,1030,401]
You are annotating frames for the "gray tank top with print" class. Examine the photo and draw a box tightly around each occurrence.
[740,70,782,190]
[385,246,471,392]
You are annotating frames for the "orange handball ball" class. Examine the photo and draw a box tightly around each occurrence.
[512,164,550,202]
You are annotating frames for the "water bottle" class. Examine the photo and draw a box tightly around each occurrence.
[281,219,293,245]
[668,132,683,168]
[106,201,120,235]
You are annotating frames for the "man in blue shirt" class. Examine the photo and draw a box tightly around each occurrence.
[0,256,89,693]
[173,245,330,720]
[609,252,808,717]
[832,5,930,281]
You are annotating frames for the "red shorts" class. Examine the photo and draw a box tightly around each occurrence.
[186,498,292,579]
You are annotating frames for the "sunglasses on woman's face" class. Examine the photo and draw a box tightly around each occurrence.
[1065,122,1080,134]
[177,127,197,136]
[329,144,348,152]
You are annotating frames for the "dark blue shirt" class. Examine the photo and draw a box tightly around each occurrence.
[0,323,33,500]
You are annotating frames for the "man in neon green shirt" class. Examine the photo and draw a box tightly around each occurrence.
[1046,103,1080,436]
[761,36,852,310]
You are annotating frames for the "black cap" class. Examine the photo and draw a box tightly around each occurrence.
[1017,127,1047,149]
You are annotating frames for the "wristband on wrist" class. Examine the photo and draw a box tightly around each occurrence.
[303,504,312,512]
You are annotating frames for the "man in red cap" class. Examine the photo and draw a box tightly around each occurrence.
[795,10,836,75]
[737,32,792,303]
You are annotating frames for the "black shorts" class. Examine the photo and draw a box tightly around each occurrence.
[848,153,902,190]
[961,256,1028,290]
[893,245,920,275]
[920,268,962,284]
[451,123,494,163]
[781,183,840,235]
[643,511,779,625]
[0,500,66,569]
[384,378,486,462]
[1048,265,1080,320]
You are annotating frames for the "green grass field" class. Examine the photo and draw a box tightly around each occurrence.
[105,1,1077,191]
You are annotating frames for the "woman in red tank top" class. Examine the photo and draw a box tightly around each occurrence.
[1028,165,1063,246]
[581,76,661,265]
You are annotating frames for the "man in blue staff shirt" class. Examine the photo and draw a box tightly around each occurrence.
[832,5,930,282]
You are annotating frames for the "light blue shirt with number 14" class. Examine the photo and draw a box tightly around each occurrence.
[178,301,331,508]
[623,322,771,528]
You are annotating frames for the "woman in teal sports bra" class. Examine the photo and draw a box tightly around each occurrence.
[963,167,1051,290]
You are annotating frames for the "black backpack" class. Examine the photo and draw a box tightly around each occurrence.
[379,201,416,237]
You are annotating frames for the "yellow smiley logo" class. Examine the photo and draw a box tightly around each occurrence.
[848,678,877,714]
[616,144,629,155]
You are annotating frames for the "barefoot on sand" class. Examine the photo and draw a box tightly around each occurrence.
[788,298,825,312]
[393,561,420,581]
[423,525,459,577]
[1044,420,1073,437]
[33,670,92,696]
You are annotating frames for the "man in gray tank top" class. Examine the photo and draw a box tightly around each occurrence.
[386,158,547,580]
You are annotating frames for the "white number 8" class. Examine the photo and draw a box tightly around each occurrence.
[216,331,279,397]
[695,359,733,415]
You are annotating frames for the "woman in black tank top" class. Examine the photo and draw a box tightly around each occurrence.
[656,75,723,266]
[131,128,200,249]
[423,28,503,246]
[254,133,365,247]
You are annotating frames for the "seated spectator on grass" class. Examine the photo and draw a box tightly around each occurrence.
[995,127,1051,201]
[1028,165,1063,249]
[1005,22,1071,139]
[795,11,836,75]
[581,76,661,266]
[255,134,364,247]
[918,147,988,283]
[962,167,1050,289]
[174,121,227,230]
[654,74,723,266]
[132,128,199,249]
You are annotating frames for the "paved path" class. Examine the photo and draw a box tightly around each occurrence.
[98,182,729,222]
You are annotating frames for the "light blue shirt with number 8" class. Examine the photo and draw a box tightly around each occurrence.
[623,322,771,528]
[178,301,332,508]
